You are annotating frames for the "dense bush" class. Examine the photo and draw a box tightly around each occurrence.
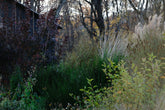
[10,66,24,95]
[34,36,115,107]
[77,54,165,110]
[34,64,71,107]
[0,68,46,110]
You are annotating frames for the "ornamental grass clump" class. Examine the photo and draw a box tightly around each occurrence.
[127,14,165,68]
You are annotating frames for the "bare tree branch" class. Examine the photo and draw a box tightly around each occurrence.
[54,0,67,19]
[128,0,140,15]
[79,2,96,37]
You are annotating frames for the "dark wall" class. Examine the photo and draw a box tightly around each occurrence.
[0,0,39,33]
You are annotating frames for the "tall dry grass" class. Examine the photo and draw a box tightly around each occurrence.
[125,14,165,110]
[99,30,128,61]
[127,14,165,66]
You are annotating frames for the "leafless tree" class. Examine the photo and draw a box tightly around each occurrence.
[78,0,105,41]
[127,0,165,23]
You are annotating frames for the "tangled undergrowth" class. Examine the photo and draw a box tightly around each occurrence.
[1,14,165,110]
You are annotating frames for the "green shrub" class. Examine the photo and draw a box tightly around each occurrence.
[35,37,109,107]
[73,78,109,109]
[0,72,46,110]
[34,36,125,108]
[77,54,165,110]
[110,54,163,110]
[34,64,72,107]
[35,52,106,107]
[10,66,24,96]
